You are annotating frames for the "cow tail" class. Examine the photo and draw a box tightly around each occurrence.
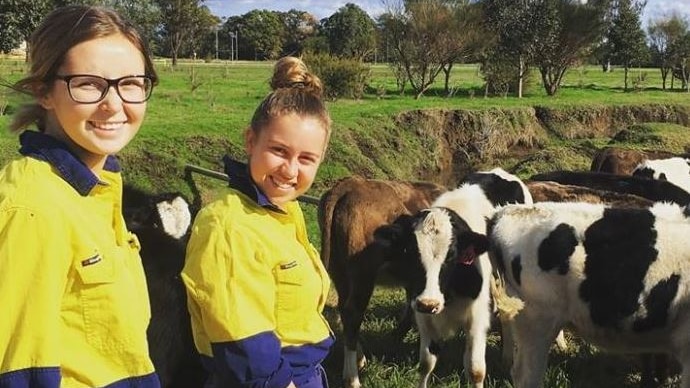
[490,273,524,320]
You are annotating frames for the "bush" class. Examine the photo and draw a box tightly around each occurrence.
[303,52,370,100]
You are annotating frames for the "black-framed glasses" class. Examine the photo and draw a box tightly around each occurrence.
[55,74,155,104]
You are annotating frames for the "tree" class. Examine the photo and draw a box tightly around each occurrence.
[381,0,478,98]
[533,0,611,96]
[280,9,318,57]
[482,0,541,98]
[106,0,161,54]
[648,13,688,90]
[156,0,208,66]
[0,0,51,58]
[607,0,648,91]
[323,3,376,60]
[231,10,285,60]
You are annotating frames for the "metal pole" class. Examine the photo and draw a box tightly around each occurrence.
[215,27,218,60]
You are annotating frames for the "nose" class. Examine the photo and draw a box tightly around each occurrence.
[99,85,124,110]
[282,158,298,178]
[415,298,442,314]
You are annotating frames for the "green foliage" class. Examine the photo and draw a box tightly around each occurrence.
[606,0,649,90]
[0,0,51,54]
[304,52,371,100]
[322,3,377,60]
[234,9,285,60]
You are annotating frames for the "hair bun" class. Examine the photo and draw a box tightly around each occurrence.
[270,56,323,96]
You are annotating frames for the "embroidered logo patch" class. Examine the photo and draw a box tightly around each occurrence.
[81,254,102,267]
[280,260,298,270]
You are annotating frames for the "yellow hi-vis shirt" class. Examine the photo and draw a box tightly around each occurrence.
[0,131,158,388]
[182,158,333,388]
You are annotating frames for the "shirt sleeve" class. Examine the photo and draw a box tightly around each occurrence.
[182,210,292,388]
[0,207,67,387]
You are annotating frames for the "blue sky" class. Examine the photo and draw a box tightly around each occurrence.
[206,0,690,26]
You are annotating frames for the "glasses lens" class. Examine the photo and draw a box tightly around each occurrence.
[117,76,152,103]
[68,76,108,103]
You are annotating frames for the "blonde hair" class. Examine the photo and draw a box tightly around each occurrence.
[250,56,331,145]
[8,5,157,133]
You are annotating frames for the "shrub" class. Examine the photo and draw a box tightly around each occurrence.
[303,52,370,100]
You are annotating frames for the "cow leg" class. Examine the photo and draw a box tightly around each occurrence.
[392,285,415,340]
[462,298,490,388]
[498,311,515,370]
[511,311,558,388]
[340,269,377,388]
[415,312,439,388]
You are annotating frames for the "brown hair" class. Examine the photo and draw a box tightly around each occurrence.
[250,56,331,147]
[8,5,158,133]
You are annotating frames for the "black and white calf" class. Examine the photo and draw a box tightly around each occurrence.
[122,186,206,388]
[633,157,690,194]
[375,168,533,388]
[488,201,690,388]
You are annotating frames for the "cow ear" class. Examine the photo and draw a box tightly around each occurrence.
[373,214,414,249]
[459,230,489,257]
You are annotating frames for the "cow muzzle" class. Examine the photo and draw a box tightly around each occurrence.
[415,298,443,314]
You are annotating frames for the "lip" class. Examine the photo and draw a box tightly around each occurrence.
[270,176,295,190]
[88,121,126,131]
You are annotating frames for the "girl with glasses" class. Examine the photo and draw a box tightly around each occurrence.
[0,5,160,388]
[182,56,334,388]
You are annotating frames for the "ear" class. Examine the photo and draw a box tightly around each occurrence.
[244,127,255,155]
[38,94,54,110]
[456,231,489,265]
[373,214,414,249]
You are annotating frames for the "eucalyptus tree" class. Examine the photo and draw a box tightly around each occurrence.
[156,0,211,66]
[280,9,318,57]
[648,13,688,90]
[606,0,648,90]
[532,0,611,96]
[234,10,285,60]
[381,0,478,98]
[482,0,541,98]
[322,3,376,60]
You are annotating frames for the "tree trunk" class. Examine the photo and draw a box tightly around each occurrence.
[624,66,629,91]
[518,57,524,99]
[443,63,453,97]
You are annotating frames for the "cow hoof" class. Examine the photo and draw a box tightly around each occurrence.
[344,377,362,388]
[357,353,367,370]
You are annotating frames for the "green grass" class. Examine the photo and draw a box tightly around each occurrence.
[2,57,690,387]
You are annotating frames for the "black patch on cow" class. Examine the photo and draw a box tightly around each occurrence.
[538,223,577,275]
[511,255,522,286]
[463,172,526,207]
[633,167,655,180]
[429,340,441,356]
[439,208,484,300]
[579,207,658,329]
[633,274,680,332]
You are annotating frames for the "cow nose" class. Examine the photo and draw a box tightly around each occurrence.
[415,298,442,314]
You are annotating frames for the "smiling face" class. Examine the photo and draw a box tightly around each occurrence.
[40,34,148,172]
[245,113,328,207]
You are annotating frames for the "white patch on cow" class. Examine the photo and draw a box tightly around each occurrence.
[156,196,191,239]
[634,157,690,193]
[414,208,454,312]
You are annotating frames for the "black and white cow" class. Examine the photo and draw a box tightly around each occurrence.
[487,201,690,388]
[374,168,533,388]
[122,186,206,388]
[633,157,690,194]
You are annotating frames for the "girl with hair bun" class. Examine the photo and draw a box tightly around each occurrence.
[182,56,334,388]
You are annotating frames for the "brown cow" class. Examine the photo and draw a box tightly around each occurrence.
[318,175,446,388]
[590,146,678,175]
[526,181,654,208]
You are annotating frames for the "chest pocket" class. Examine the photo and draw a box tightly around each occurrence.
[275,260,306,329]
[73,240,150,352]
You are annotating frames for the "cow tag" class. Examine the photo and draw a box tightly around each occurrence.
[458,246,475,265]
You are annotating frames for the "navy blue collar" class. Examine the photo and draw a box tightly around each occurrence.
[222,155,285,214]
[19,130,121,196]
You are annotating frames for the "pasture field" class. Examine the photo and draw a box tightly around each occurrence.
[1,58,690,387]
